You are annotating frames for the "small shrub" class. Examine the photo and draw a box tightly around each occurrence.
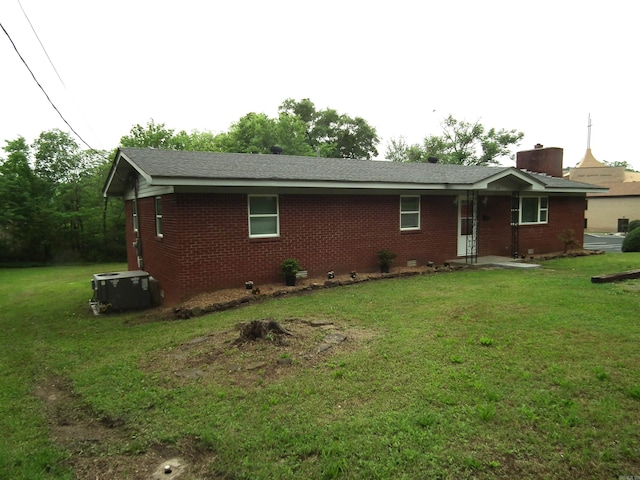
[622,227,640,252]
[558,228,580,252]
[376,248,397,266]
[279,258,301,276]
[376,248,397,273]
[625,219,640,233]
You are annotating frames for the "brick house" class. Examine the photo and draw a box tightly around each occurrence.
[103,146,605,305]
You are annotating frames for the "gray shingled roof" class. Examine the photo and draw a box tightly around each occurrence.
[118,148,512,184]
[104,148,606,196]
[523,172,606,190]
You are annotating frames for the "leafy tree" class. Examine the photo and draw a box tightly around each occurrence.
[0,130,125,263]
[280,97,316,123]
[33,129,85,185]
[602,160,638,172]
[386,115,524,166]
[279,98,380,159]
[30,130,107,260]
[121,123,230,153]
[212,112,314,156]
[0,137,42,261]
[120,119,187,149]
[273,113,316,156]
[178,130,219,152]
[78,160,127,261]
[120,100,379,159]
[385,136,428,162]
[211,113,272,154]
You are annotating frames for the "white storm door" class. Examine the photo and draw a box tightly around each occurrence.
[457,196,476,256]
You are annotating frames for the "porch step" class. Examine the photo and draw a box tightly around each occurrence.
[449,256,541,269]
[488,261,541,269]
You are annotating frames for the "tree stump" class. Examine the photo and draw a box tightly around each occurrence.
[237,319,292,342]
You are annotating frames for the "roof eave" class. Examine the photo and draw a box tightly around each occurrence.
[152,177,460,190]
[103,149,154,197]
[546,186,609,194]
[141,175,601,193]
[102,149,123,197]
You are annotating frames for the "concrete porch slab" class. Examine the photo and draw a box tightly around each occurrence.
[449,256,541,269]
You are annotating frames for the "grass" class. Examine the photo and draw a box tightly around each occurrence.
[1,255,640,479]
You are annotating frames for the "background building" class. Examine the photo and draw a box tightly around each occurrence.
[566,149,640,232]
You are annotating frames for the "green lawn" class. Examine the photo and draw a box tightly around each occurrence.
[1,256,640,479]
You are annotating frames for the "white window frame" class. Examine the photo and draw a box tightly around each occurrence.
[155,196,163,237]
[132,199,139,232]
[400,195,420,231]
[248,195,280,238]
[520,196,548,225]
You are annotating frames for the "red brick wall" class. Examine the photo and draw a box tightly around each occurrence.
[125,196,186,301]
[124,192,586,305]
[476,194,586,257]
[518,196,586,255]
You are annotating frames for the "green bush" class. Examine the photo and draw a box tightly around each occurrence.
[279,258,302,276]
[626,219,640,233]
[622,226,640,252]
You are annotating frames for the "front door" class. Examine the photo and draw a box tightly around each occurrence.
[457,195,477,256]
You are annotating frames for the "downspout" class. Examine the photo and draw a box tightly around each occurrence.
[102,196,108,255]
[130,173,144,269]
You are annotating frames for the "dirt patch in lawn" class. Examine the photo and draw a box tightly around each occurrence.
[35,318,377,478]
[143,317,379,390]
[34,376,216,479]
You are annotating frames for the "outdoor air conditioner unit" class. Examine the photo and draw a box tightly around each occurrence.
[90,270,152,314]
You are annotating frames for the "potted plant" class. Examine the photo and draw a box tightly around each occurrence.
[376,248,397,273]
[279,258,301,286]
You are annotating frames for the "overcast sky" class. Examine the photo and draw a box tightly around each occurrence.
[1,0,638,169]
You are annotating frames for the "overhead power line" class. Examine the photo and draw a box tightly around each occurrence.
[0,20,96,151]
[17,0,67,89]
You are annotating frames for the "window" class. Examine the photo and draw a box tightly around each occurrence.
[400,195,420,230]
[249,195,279,238]
[520,196,548,224]
[155,196,163,237]
[132,199,139,232]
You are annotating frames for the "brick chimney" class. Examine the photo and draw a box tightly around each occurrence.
[516,144,563,177]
